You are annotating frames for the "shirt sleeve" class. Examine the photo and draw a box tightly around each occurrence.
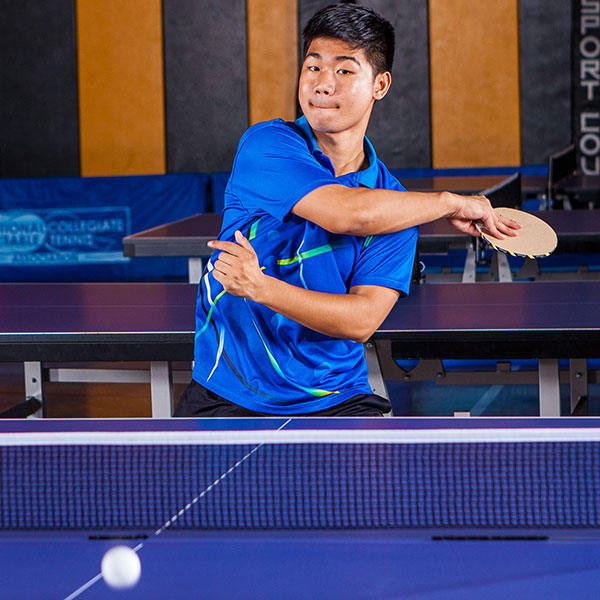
[229,121,337,222]
[349,224,419,296]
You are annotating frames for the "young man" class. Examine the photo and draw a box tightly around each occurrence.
[175,3,519,417]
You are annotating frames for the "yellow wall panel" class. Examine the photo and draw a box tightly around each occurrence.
[429,0,521,167]
[77,0,165,176]
[247,0,298,125]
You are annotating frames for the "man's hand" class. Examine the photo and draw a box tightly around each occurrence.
[445,192,521,239]
[208,230,266,300]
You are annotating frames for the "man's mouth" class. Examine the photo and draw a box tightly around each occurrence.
[310,102,339,109]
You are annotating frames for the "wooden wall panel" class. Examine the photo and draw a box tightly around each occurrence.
[429,0,521,167]
[76,0,165,176]
[247,0,298,124]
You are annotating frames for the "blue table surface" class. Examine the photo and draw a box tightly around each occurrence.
[2,533,600,600]
[3,417,600,599]
[2,416,600,434]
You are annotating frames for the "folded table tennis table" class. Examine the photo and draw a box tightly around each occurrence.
[122,209,600,283]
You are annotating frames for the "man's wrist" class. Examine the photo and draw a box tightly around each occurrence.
[251,272,277,306]
[440,190,461,219]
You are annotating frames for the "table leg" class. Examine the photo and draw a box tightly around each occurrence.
[188,258,203,284]
[570,359,589,415]
[364,342,389,399]
[538,358,561,416]
[24,362,44,418]
[494,253,513,282]
[150,361,174,418]
[462,244,477,283]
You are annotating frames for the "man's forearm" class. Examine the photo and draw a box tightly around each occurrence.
[341,187,455,235]
[293,184,519,239]
[251,276,397,343]
[293,185,454,236]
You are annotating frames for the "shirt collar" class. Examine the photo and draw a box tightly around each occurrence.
[295,115,379,188]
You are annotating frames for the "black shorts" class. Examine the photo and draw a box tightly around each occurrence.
[174,380,392,417]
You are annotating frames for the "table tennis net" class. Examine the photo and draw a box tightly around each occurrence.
[1,431,599,531]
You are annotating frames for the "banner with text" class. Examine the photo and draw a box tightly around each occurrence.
[0,207,130,266]
[0,173,209,281]
[573,0,600,175]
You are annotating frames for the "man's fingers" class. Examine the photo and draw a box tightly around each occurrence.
[234,229,254,250]
[463,223,481,237]
[449,192,523,239]
[483,215,522,239]
[211,268,226,283]
[207,239,243,255]
[208,231,256,256]
[448,218,479,236]
[482,217,506,239]
[496,216,522,236]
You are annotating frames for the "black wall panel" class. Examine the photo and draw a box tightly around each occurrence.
[0,0,80,178]
[519,0,572,165]
[366,0,431,169]
[298,0,332,45]
[163,0,249,173]
[298,0,334,93]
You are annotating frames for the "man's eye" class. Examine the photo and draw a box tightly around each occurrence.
[338,69,352,75]
[308,65,319,72]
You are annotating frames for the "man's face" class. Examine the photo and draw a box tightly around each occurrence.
[298,37,389,136]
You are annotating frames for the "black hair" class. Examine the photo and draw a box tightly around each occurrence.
[302,3,395,75]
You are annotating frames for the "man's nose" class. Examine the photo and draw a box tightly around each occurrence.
[315,71,335,95]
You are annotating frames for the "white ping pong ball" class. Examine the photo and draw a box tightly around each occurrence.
[101,545,142,590]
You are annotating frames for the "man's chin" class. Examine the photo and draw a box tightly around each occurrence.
[305,114,344,135]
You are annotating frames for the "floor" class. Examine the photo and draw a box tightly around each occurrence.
[1,361,598,419]
[0,362,188,418]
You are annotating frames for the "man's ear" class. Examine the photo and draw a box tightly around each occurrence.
[373,71,392,101]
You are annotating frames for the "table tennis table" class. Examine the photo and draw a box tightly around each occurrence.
[369,280,600,416]
[1,416,600,599]
[399,173,547,198]
[551,173,600,209]
[1,281,599,418]
[0,282,197,418]
[559,174,600,205]
[122,209,600,283]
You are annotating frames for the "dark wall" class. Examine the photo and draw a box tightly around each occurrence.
[163,0,249,173]
[0,0,575,177]
[0,0,80,178]
[366,0,431,168]
[519,0,572,165]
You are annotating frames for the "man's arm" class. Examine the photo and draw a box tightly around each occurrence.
[208,231,400,343]
[292,184,520,239]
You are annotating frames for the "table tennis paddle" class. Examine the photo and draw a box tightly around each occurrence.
[476,207,557,259]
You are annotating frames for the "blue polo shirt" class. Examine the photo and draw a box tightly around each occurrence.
[192,116,418,414]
